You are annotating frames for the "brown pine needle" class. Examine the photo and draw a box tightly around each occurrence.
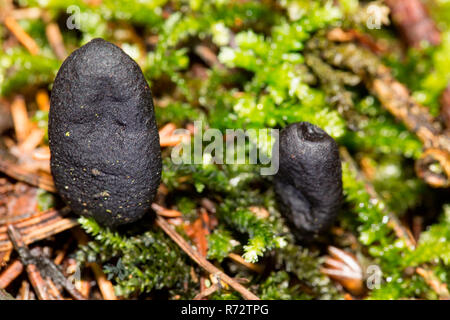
[194,283,220,300]
[159,133,190,147]
[0,260,23,289]
[36,90,50,112]
[90,262,118,300]
[25,264,50,300]
[416,267,450,300]
[151,203,182,218]
[0,152,56,193]
[158,123,177,137]
[7,225,50,300]
[10,96,30,144]
[18,280,32,300]
[18,128,45,153]
[0,208,77,253]
[4,16,40,55]
[228,253,264,274]
[32,147,51,161]
[43,11,67,60]
[158,123,191,147]
[11,8,42,20]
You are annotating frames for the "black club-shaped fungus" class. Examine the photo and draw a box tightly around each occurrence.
[274,122,342,241]
[49,38,162,227]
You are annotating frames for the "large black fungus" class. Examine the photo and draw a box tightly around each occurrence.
[274,122,342,241]
[49,38,161,227]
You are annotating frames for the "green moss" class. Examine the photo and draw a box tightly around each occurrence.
[76,217,194,298]
[2,0,448,300]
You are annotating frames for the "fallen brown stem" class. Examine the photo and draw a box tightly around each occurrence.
[26,264,50,300]
[155,215,260,300]
[159,133,190,147]
[7,225,50,299]
[7,224,86,300]
[416,267,450,300]
[18,280,32,300]
[42,11,67,60]
[158,123,177,137]
[90,262,117,300]
[11,8,42,20]
[18,128,46,153]
[3,16,40,55]
[415,148,450,188]
[195,45,225,70]
[193,283,220,300]
[36,90,50,112]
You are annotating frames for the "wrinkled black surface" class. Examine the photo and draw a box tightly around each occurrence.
[274,122,342,241]
[49,38,161,227]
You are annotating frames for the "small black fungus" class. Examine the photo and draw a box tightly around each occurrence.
[49,38,161,227]
[274,122,342,241]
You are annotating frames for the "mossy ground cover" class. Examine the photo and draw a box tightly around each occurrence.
[1,0,449,300]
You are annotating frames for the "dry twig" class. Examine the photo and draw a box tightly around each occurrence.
[7,224,86,300]
[90,262,118,300]
[10,96,30,144]
[416,267,450,300]
[0,149,56,192]
[193,283,220,300]
[155,214,260,300]
[227,253,264,274]
[18,280,33,300]
[3,16,40,55]
[0,207,77,253]
[42,11,67,60]
[0,259,23,289]
[7,225,50,299]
